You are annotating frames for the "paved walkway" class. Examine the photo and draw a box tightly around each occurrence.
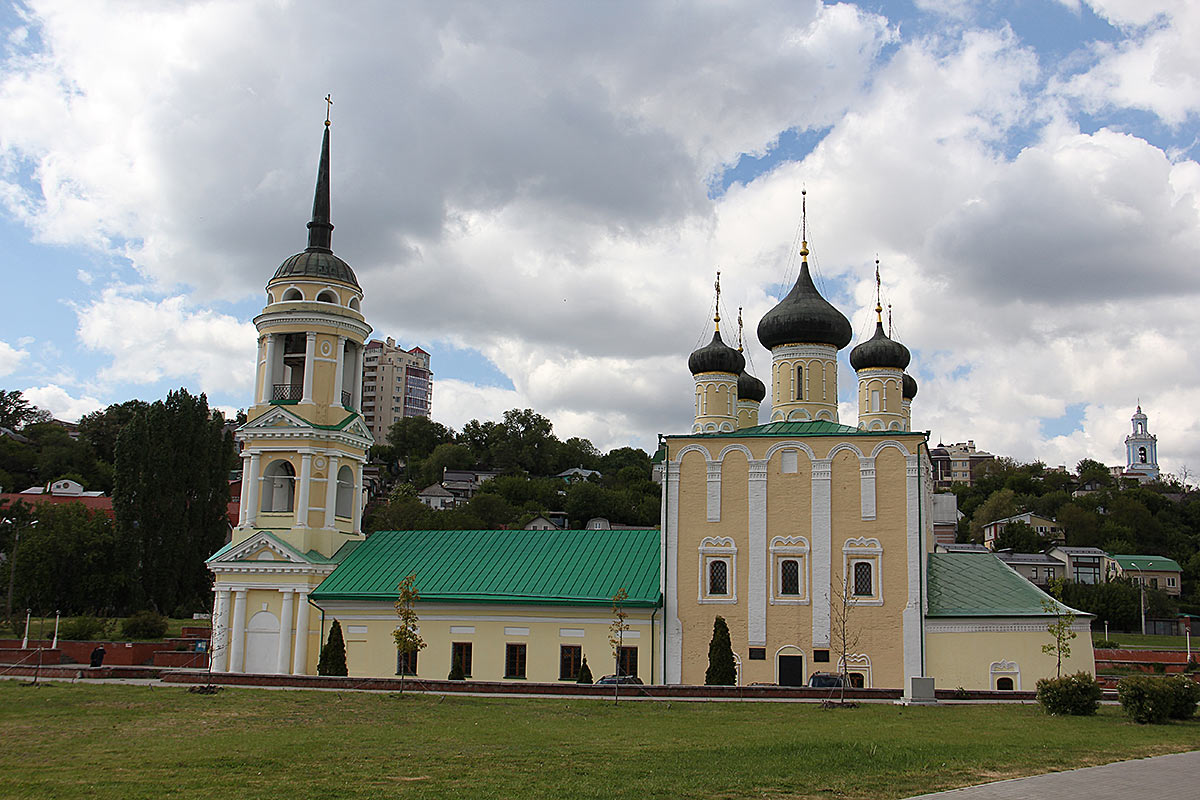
[905,750,1200,799]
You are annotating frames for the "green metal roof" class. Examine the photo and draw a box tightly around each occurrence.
[667,421,929,439]
[311,529,662,607]
[926,552,1087,617]
[1111,554,1182,572]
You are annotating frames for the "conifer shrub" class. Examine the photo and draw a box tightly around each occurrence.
[58,616,107,641]
[1117,675,1175,724]
[576,656,593,684]
[1035,672,1101,716]
[317,620,348,676]
[121,611,168,640]
[448,656,465,681]
[1093,638,1120,649]
[705,616,737,685]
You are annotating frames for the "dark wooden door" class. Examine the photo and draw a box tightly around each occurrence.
[778,654,805,686]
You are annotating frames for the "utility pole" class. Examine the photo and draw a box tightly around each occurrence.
[1132,562,1146,637]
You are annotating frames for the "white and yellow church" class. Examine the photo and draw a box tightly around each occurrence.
[207,119,1093,691]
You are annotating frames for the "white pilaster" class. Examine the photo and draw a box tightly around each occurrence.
[705,460,722,522]
[811,457,832,647]
[211,588,231,672]
[352,462,363,534]
[665,461,682,684]
[747,458,768,647]
[351,345,363,412]
[246,453,262,527]
[296,453,313,528]
[238,454,252,526]
[859,457,876,520]
[333,335,347,407]
[301,332,317,404]
[324,455,340,528]
[292,592,310,674]
[228,589,248,673]
[276,590,295,674]
[261,334,277,403]
[903,454,923,683]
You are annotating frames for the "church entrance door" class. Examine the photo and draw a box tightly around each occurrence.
[244,610,280,674]
[778,654,805,686]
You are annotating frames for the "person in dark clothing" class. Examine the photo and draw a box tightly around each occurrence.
[89,645,106,667]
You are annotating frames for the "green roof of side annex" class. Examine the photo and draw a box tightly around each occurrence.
[311,528,662,607]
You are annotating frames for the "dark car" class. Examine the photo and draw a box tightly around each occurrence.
[596,674,644,685]
[808,672,845,688]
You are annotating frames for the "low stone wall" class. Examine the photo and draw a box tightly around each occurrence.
[1095,648,1195,676]
[0,639,162,666]
[0,664,165,680]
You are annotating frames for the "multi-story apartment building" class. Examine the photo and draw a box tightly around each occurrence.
[361,337,432,440]
[929,440,995,489]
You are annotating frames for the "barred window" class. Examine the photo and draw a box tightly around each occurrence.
[780,559,800,595]
[618,646,638,678]
[709,560,728,595]
[451,642,472,677]
[396,648,418,676]
[559,645,582,681]
[853,561,873,597]
[504,643,527,679]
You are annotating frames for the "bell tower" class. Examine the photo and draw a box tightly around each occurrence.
[208,105,375,676]
[1124,404,1159,482]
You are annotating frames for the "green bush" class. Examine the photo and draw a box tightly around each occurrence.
[1165,675,1200,720]
[1093,638,1120,649]
[1186,658,1199,674]
[121,611,168,640]
[58,616,107,641]
[1118,675,1175,724]
[317,620,348,676]
[1036,672,1102,716]
[705,616,737,686]
[576,656,593,684]
[1151,662,1167,674]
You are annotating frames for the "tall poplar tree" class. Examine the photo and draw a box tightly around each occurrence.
[113,389,235,614]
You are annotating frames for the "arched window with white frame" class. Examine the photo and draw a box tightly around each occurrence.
[769,536,809,604]
[698,537,737,603]
[842,537,883,605]
[261,459,296,513]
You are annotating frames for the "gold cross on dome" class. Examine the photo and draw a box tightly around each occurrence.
[325,94,333,125]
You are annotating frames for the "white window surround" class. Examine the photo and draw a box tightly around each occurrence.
[699,536,737,604]
[990,659,1020,691]
[842,537,883,606]
[838,653,872,688]
[769,536,810,605]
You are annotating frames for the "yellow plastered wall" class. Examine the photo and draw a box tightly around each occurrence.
[694,374,738,432]
[857,369,905,432]
[926,628,1097,691]
[217,581,325,675]
[315,603,662,682]
[770,353,838,421]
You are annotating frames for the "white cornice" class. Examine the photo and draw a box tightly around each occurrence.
[254,310,371,338]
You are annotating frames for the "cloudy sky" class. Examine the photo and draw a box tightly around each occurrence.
[1,0,1198,477]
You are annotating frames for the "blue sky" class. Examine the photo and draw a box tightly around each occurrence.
[1,0,1198,476]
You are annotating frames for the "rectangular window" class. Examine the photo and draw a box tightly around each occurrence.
[748,647,766,660]
[1030,567,1038,580]
[451,642,472,677]
[1168,577,1177,588]
[396,648,418,676]
[559,645,582,681]
[780,559,800,595]
[813,649,830,663]
[505,643,527,679]
[618,646,638,678]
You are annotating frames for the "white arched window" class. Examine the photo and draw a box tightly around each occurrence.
[698,536,737,603]
[335,464,354,519]
[261,460,296,512]
[316,289,337,303]
[282,287,302,301]
[349,297,361,311]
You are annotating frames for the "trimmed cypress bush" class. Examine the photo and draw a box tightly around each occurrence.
[317,620,348,676]
[576,656,593,684]
[448,656,466,681]
[1035,672,1101,716]
[1118,675,1175,724]
[705,616,737,686]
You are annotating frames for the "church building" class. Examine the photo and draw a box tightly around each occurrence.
[207,118,1093,691]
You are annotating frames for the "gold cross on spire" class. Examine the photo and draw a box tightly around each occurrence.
[713,270,722,332]
[800,189,809,259]
[737,306,744,353]
[875,257,883,322]
[325,94,334,126]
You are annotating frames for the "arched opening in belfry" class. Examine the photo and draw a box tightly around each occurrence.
[262,460,296,512]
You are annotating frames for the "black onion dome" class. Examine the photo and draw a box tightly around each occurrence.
[737,369,766,403]
[902,373,917,400]
[273,250,360,289]
[688,331,745,376]
[850,322,911,371]
[757,262,852,349]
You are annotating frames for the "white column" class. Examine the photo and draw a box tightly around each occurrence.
[333,336,347,408]
[296,453,313,528]
[292,592,310,674]
[211,588,231,672]
[238,454,252,526]
[665,462,682,684]
[747,459,768,647]
[301,332,317,404]
[903,454,923,682]
[324,455,340,528]
[351,344,364,412]
[811,458,832,647]
[246,453,261,527]
[228,589,248,674]
[276,590,295,674]
[261,334,277,403]
[352,461,363,534]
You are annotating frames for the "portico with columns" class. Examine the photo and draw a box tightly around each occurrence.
[207,110,373,675]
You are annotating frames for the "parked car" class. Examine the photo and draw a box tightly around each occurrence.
[596,674,644,685]
[808,672,845,688]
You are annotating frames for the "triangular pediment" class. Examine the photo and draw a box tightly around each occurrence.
[341,416,372,440]
[208,531,312,565]
[240,406,314,432]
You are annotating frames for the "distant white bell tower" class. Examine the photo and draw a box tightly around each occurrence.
[1124,404,1159,482]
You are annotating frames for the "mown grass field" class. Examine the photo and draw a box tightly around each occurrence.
[1,681,1197,800]
[1092,631,1193,651]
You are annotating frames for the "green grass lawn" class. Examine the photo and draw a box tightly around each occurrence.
[1,682,1197,800]
[1093,631,1194,651]
[8,616,209,642]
